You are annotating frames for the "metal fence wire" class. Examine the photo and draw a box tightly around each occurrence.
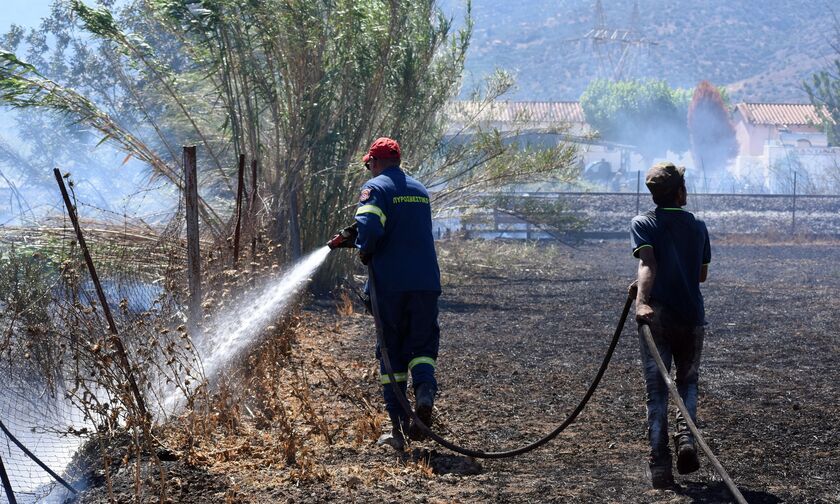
[456,191,840,239]
[0,181,195,504]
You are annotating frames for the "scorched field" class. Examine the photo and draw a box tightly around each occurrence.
[76,237,840,503]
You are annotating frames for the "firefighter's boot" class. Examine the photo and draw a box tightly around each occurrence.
[408,382,435,441]
[674,434,700,474]
[376,412,407,451]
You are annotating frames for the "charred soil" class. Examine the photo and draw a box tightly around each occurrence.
[77,239,840,503]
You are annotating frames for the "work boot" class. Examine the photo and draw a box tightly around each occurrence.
[408,382,435,441]
[648,450,674,489]
[649,463,675,489]
[376,413,407,451]
[674,435,700,474]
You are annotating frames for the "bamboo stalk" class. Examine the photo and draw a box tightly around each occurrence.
[233,154,245,266]
[250,158,258,268]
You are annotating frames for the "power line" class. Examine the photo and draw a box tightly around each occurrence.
[575,0,659,80]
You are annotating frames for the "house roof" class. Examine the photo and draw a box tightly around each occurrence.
[448,101,586,125]
[735,103,822,126]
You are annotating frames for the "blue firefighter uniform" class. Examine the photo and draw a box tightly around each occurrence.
[354,164,441,424]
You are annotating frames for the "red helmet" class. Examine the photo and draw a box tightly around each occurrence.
[362,137,401,163]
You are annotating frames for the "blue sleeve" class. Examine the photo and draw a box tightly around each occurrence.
[354,183,386,253]
[701,222,711,265]
[630,216,654,258]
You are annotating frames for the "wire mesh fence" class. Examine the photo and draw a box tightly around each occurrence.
[444,191,840,240]
[0,175,200,503]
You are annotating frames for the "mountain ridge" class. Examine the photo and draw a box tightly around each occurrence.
[441,0,837,103]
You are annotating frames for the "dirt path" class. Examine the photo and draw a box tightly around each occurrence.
[77,239,840,503]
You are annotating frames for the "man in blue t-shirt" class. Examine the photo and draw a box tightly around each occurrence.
[630,162,711,489]
[354,137,442,451]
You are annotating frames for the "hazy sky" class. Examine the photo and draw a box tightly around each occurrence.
[0,1,53,34]
[3,1,461,38]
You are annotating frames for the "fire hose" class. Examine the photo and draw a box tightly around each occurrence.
[328,225,746,498]
[367,261,634,459]
[366,262,748,502]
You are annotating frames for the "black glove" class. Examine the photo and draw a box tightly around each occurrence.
[359,250,372,265]
[327,223,358,249]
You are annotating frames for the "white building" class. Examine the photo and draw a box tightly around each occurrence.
[732,103,839,193]
[446,101,641,189]
[446,100,840,193]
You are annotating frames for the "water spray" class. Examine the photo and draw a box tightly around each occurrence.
[198,246,332,377]
[165,226,356,410]
[163,245,333,413]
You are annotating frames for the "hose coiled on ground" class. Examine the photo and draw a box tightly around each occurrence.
[368,263,635,459]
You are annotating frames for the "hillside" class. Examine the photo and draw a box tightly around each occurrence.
[440,0,838,102]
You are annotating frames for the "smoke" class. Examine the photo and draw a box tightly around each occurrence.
[610,108,690,163]
[0,108,179,227]
[688,81,739,189]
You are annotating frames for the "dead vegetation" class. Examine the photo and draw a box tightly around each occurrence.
[4,221,839,503]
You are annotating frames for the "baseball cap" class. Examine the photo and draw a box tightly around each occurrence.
[362,137,401,163]
[645,162,685,195]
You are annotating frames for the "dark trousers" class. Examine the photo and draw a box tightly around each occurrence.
[374,290,440,419]
[638,303,704,465]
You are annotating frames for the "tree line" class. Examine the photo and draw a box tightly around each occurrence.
[580,79,738,174]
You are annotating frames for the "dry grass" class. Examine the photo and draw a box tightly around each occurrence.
[437,237,575,285]
[714,232,840,246]
[336,289,355,316]
[150,305,395,496]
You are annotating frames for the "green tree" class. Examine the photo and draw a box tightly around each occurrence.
[687,80,738,175]
[579,79,690,161]
[3,0,580,271]
[1,0,473,257]
[805,60,840,146]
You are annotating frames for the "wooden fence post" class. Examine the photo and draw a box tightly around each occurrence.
[791,171,797,235]
[184,146,202,331]
[635,170,641,215]
[53,168,150,425]
[233,154,245,266]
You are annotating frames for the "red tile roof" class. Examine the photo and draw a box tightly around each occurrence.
[449,101,586,124]
[735,103,822,126]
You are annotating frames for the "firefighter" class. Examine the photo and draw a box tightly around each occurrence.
[354,137,441,451]
[631,162,711,488]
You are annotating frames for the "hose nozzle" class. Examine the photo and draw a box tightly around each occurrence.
[327,222,358,249]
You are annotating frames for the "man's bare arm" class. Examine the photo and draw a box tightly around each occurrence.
[636,247,657,322]
[700,264,708,283]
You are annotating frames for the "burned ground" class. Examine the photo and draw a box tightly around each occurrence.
[76,238,840,503]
